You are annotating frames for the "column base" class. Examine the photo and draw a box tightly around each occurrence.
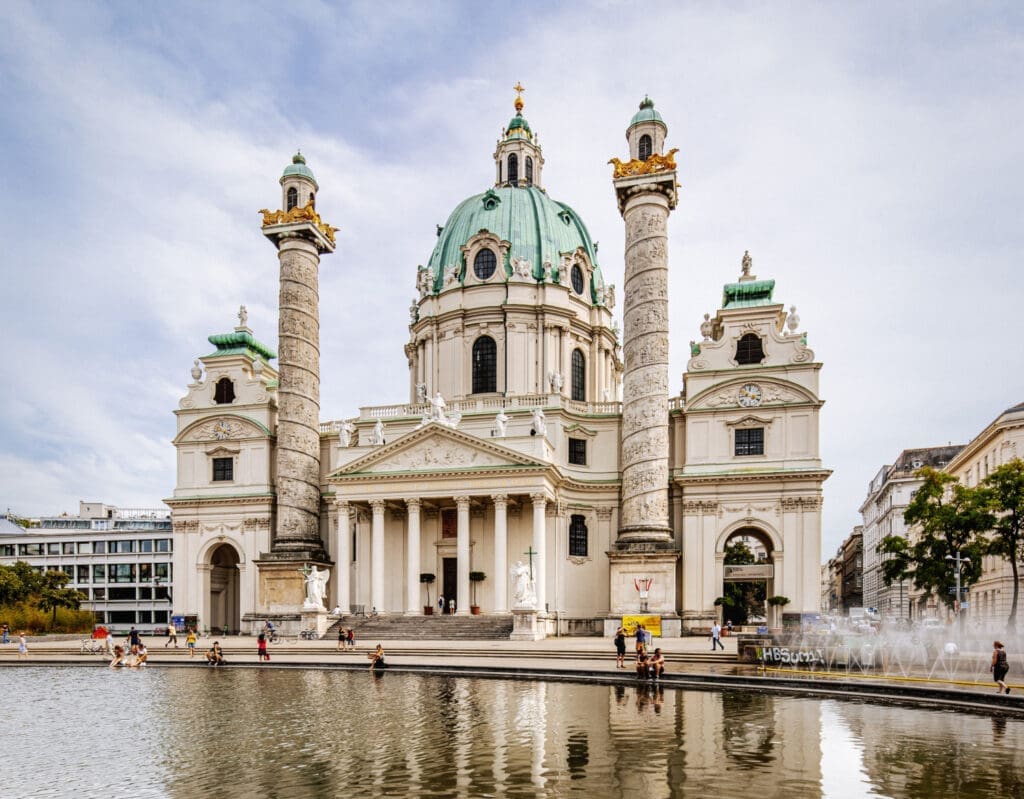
[301,608,330,638]
[254,556,332,616]
[509,608,546,641]
[616,524,674,546]
[607,550,679,616]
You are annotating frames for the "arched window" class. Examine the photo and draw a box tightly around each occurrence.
[638,134,653,162]
[571,349,585,401]
[472,336,497,393]
[735,333,765,365]
[569,514,588,557]
[286,186,298,211]
[308,192,315,209]
[507,153,518,185]
[214,378,235,404]
[525,156,534,185]
[473,249,497,280]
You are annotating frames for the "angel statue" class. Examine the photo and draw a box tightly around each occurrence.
[511,561,537,609]
[302,564,330,610]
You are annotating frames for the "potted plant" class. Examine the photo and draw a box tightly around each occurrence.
[420,573,436,615]
[469,571,487,614]
[767,595,790,630]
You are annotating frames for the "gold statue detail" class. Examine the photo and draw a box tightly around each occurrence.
[259,200,338,245]
[608,148,679,179]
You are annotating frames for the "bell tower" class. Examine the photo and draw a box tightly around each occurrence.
[607,97,681,629]
[493,82,545,189]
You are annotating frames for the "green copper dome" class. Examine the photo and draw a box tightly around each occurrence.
[629,96,665,129]
[425,186,607,302]
[281,151,318,187]
[506,113,532,138]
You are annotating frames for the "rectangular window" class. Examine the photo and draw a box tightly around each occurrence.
[47,543,60,555]
[109,540,134,554]
[212,457,234,482]
[93,541,106,555]
[154,586,169,601]
[139,539,154,553]
[92,587,106,600]
[154,610,169,624]
[1,544,14,557]
[77,565,90,584]
[138,563,152,582]
[138,586,152,599]
[108,610,136,624]
[108,586,136,601]
[568,438,587,465]
[110,564,135,583]
[93,564,106,582]
[77,542,91,554]
[137,610,153,624]
[62,542,75,555]
[442,509,457,539]
[154,563,170,581]
[569,514,588,557]
[734,428,765,456]
[19,543,44,556]
[155,539,172,553]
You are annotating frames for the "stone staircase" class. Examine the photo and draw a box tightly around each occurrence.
[328,613,513,640]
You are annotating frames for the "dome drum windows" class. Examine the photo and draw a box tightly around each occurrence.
[571,349,586,402]
[507,153,518,185]
[472,336,497,394]
[570,264,585,295]
[525,156,533,185]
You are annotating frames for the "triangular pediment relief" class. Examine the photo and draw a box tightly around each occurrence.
[330,423,541,478]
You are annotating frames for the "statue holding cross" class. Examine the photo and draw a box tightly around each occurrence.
[510,560,537,609]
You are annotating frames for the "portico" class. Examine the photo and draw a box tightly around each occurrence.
[326,423,558,617]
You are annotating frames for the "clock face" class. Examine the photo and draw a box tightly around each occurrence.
[737,383,762,407]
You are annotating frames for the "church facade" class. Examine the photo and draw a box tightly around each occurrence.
[166,92,828,636]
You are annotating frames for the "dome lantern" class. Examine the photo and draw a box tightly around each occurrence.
[494,82,544,189]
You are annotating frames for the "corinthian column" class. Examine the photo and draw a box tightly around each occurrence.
[334,500,351,613]
[405,498,421,614]
[455,495,471,615]
[370,499,386,613]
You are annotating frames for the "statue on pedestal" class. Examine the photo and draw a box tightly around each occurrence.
[531,408,546,437]
[495,409,509,437]
[302,564,330,610]
[371,419,385,445]
[511,561,536,609]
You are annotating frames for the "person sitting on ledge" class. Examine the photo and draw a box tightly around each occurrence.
[205,641,225,667]
[635,651,650,679]
[135,643,149,667]
[648,648,665,680]
[109,645,126,669]
[368,643,387,671]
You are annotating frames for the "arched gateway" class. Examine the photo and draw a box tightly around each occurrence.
[208,543,241,634]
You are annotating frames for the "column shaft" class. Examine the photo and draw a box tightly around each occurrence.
[371,500,385,613]
[492,495,508,613]
[405,499,421,614]
[531,493,547,613]
[456,496,471,615]
[335,501,351,614]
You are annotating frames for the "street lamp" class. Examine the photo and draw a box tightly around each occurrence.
[945,552,971,637]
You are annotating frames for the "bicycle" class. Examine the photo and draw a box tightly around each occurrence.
[298,628,320,640]
[80,638,108,655]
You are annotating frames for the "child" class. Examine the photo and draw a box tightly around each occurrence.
[186,628,197,658]
[17,632,28,659]
[257,632,270,662]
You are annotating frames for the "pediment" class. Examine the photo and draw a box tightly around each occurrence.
[687,379,817,412]
[330,423,541,478]
[175,415,271,444]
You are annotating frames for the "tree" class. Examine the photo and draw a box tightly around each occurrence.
[722,540,767,625]
[880,467,990,611]
[0,561,42,605]
[978,459,1024,633]
[35,570,86,626]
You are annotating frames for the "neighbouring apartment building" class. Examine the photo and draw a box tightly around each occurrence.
[0,502,173,632]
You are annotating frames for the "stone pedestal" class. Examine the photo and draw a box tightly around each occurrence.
[301,606,330,638]
[510,608,545,641]
[607,549,679,616]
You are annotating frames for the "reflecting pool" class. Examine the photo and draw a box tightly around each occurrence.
[2,667,1023,798]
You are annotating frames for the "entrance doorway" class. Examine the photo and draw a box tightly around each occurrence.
[209,543,240,634]
[442,557,457,613]
[721,528,775,627]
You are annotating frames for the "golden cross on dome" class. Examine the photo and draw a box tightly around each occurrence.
[513,81,525,112]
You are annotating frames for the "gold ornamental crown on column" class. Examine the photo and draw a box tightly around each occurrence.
[608,148,679,179]
[258,200,338,245]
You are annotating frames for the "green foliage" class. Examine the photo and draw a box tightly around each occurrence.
[880,467,991,609]
[767,595,790,607]
[419,573,435,606]
[978,458,1024,632]
[0,602,95,634]
[721,540,766,624]
[0,562,91,632]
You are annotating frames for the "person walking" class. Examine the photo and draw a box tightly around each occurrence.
[186,627,197,658]
[127,626,141,651]
[711,622,725,651]
[438,595,445,615]
[614,625,627,668]
[347,627,355,650]
[17,632,28,659]
[992,640,1010,694]
[1,622,9,644]
[257,632,270,662]
[165,623,178,648]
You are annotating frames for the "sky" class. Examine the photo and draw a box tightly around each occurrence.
[1,1,1022,562]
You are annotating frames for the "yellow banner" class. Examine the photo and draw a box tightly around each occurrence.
[621,615,662,637]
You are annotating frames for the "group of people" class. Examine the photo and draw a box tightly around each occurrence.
[613,624,665,679]
[336,627,356,651]
[110,628,149,669]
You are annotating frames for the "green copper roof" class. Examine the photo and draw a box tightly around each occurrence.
[506,113,532,138]
[425,185,606,302]
[722,279,776,308]
[629,96,665,129]
[282,152,318,187]
[207,330,277,361]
